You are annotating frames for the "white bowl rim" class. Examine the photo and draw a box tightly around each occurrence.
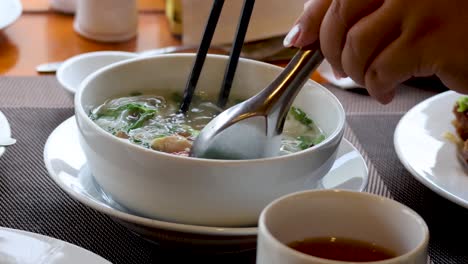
[57,51,137,95]
[75,53,346,164]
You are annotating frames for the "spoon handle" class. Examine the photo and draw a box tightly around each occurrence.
[260,42,323,106]
[250,42,324,133]
[189,43,323,159]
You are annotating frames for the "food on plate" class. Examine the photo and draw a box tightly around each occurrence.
[90,91,325,157]
[452,96,468,162]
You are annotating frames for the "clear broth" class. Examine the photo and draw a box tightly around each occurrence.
[90,91,325,156]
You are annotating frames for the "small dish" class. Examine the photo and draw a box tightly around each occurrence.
[56,51,136,95]
[0,111,13,158]
[394,90,468,208]
[0,0,22,30]
[316,60,363,90]
[0,226,110,263]
[43,117,368,252]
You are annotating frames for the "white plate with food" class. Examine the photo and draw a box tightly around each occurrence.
[43,116,368,252]
[0,0,22,30]
[394,90,468,208]
[0,227,110,264]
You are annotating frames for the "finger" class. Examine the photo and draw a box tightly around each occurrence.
[320,0,384,77]
[364,36,430,104]
[341,4,402,86]
[284,0,332,48]
[304,0,313,10]
[436,63,468,95]
[332,68,345,79]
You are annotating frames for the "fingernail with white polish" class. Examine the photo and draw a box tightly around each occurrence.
[283,24,300,47]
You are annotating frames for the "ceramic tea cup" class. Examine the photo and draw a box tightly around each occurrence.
[257,190,429,264]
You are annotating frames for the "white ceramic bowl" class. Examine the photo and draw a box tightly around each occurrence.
[57,51,136,95]
[75,54,346,227]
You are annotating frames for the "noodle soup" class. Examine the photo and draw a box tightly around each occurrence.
[90,91,325,157]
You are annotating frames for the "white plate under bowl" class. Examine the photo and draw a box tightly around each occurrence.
[44,117,368,252]
[0,0,22,30]
[0,227,110,264]
[395,90,468,208]
[0,111,13,158]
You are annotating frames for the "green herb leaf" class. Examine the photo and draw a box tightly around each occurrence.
[312,134,325,145]
[297,135,325,150]
[290,106,314,127]
[116,103,156,114]
[297,136,312,150]
[457,96,468,112]
[190,129,200,137]
[91,102,157,132]
[95,103,156,118]
[126,111,156,130]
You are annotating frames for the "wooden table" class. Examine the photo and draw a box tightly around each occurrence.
[1,0,327,82]
[0,0,179,76]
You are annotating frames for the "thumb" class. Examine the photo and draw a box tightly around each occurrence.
[283,0,332,48]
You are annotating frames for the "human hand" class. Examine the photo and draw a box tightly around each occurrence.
[284,0,468,103]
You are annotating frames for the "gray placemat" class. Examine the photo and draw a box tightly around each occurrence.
[348,114,468,264]
[327,84,444,115]
[0,107,257,264]
[0,77,73,108]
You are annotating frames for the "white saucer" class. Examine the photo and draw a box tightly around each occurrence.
[44,117,368,252]
[395,91,468,209]
[0,0,22,30]
[0,227,110,264]
[0,111,13,158]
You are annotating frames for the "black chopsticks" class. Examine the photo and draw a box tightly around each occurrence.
[217,0,255,108]
[179,0,255,113]
[179,0,225,113]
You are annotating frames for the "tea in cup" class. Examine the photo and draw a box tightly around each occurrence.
[257,190,429,263]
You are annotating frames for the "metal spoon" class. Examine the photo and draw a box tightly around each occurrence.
[0,137,16,147]
[190,42,324,160]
